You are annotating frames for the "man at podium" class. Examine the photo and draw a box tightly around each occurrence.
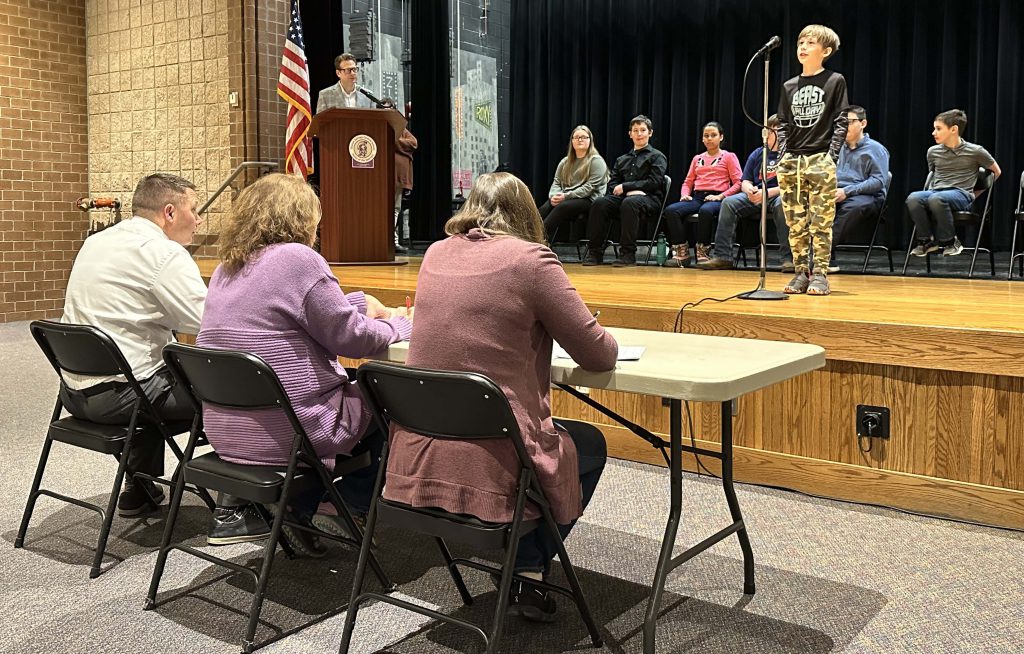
[316,53,373,113]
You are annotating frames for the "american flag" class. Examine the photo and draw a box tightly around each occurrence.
[276,0,312,176]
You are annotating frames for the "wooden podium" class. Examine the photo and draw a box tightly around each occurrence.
[310,107,407,264]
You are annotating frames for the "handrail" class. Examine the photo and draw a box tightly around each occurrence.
[198,161,278,215]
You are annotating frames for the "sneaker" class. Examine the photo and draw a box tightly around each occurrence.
[117,478,165,517]
[827,264,841,274]
[780,260,795,273]
[581,253,603,266]
[783,271,810,294]
[696,257,734,270]
[508,579,557,623]
[612,253,636,267]
[695,244,711,264]
[941,238,964,256]
[910,239,940,257]
[266,504,328,558]
[207,505,271,546]
[394,240,408,254]
[311,506,378,547]
[807,272,831,296]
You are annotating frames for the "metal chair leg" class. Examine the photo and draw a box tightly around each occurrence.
[1008,223,1019,280]
[902,225,916,275]
[144,449,193,609]
[436,537,473,605]
[544,511,603,647]
[90,435,136,578]
[15,400,62,549]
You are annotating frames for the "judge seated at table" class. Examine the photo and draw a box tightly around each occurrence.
[383,172,618,622]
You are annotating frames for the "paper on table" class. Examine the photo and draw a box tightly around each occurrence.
[553,343,645,361]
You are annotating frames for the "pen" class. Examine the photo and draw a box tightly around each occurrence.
[593,310,601,319]
[406,295,412,312]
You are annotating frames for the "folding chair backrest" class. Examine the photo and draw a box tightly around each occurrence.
[357,361,525,451]
[661,174,672,212]
[30,320,133,380]
[1017,170,1024,214]
[162,342,300,424]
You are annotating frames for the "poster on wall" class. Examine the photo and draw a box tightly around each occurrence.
[451,53,498,195]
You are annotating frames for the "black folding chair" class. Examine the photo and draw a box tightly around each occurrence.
[547,210,587,261]
[902,168,997,278]
[339,361,603,654]
[1007,171,1024,280]
[834,172,895,273]
[146,343,392,654]
[15,320,213,578]
[582,174,671,265]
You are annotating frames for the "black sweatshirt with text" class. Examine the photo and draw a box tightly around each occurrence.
[776,69,849,161]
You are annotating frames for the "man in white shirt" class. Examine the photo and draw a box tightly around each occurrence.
[315,53,373,113]
[61,173,266,544]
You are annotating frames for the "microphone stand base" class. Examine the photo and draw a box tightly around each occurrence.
[739,288,789,301]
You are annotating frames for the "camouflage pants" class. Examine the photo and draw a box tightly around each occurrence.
[776,152,837,273]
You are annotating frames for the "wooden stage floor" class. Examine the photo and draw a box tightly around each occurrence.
[196,257,1024,529]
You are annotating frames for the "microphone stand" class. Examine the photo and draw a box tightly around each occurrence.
[739,47,787,301]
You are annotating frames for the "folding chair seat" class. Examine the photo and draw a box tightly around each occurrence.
[339,361,602,654]
[14,320,211,579]
[1007,171,1024,280]
[145,343,390,654]
[902,168,996,278]
[834,172,895,273]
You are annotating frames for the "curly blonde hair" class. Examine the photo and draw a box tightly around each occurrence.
[218,173,321,271]
[444,172,545,245]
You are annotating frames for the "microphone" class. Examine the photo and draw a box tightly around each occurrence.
[357,85,388,108]
[755,35,781,57]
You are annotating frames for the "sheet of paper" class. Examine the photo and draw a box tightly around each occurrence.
[553,343,645,361]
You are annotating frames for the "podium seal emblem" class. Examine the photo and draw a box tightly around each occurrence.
[349,134,377,168]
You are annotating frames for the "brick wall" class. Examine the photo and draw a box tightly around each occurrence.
[0,0,89,322]
[85,0,233,255]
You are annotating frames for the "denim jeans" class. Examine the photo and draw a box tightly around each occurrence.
[514,420,607,574]
[905,189,972,244]
[711,193,791,262]
[663,192,722,246]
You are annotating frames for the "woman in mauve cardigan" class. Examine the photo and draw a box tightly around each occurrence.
[383,172,618,620]
[197,174,411,552]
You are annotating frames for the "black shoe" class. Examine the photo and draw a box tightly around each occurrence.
[117,478,165,517]
[207,505,271,546]
[394,240,408,254]
[508,579,557,623]
[612,253,636,267]
[266,504,328,558]
[581,253,602,266]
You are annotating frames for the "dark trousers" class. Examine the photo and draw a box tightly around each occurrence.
[514,420,607,574]
[832,194,883,246]
[540,197,592,241]
[59,368,192,477]
[586,194,659,256]
[288,426,387,520]
[663,191,724,246]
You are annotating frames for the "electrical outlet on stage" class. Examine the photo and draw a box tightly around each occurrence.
[856,405,890,440]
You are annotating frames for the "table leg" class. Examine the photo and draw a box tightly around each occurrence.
[720,400,756,595]
[642,398,682,653]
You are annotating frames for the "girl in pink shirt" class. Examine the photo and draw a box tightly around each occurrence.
[661,122,743,266]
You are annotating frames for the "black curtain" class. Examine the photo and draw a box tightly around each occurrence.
[510,0,1024,248]
[410,0,452,241]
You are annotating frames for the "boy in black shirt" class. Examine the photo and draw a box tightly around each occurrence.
[583,114,668,267]
[776,24,849,295]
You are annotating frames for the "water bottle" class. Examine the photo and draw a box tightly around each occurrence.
[656,235,668,266]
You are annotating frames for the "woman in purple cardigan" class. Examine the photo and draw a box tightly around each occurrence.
[197,173,411,555]
[383,172,619,621]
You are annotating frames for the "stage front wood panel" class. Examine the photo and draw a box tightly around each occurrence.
[197,258,1024,528]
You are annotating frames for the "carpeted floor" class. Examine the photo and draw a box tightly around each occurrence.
[1,320,1022,653]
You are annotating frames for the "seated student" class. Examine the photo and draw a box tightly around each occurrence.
[907,108,1000,257]
[697,115,792,271]
[539,125,610,242]
[196,173,412,556]
[661,122,743,266]
[582,114,667,267]
[384,172,618,621]
[829,105,890,272]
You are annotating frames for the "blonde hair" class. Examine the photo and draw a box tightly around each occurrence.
[218,173,321,271]
[798,24,840,60]
[559,125,600,188]
[444,172,545,245]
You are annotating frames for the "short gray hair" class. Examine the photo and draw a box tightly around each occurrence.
[131,173,196,216]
